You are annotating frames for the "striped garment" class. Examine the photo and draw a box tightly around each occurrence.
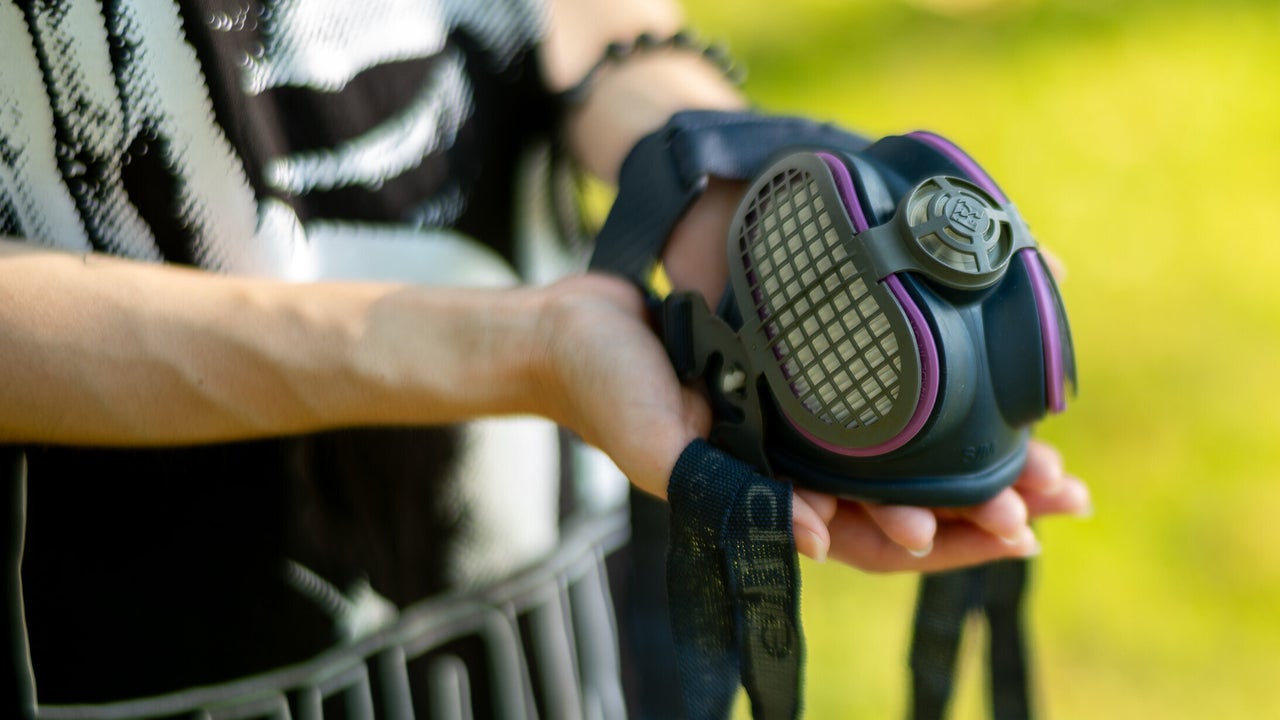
[1,1,628,714]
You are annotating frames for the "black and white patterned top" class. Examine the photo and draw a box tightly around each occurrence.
[3,0,575,705]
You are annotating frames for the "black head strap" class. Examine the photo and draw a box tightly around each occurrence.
[591,110,868,720]
[589,110,871,282]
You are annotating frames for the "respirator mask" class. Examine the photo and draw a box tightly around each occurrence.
[592,111,1076,507]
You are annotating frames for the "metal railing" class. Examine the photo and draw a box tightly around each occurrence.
[35,510,630,720]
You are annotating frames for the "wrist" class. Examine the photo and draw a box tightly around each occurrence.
[521,275,621,431]
[491,284,561,420]
[335,283,550,426]
[661,177,747,305]
[520,273,651,434]
[565,49,748,183]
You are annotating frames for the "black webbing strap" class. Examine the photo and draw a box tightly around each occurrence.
[666,439,801,720]
[593,109,1037,719]
[910,559,1033,720]
[588,109,871,281]
[2,449,35,720]
[588,110,852,719]
[590,113,863,718]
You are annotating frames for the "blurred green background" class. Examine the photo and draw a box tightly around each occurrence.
[677,0,1280,717]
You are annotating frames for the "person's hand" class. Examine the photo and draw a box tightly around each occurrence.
[789,440,1090,571]
[532,272,712,498]
[538,168,1089,573]
[532,272,1091,574]
[661,179,1089,572]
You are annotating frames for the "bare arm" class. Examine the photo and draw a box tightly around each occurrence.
[0,0,742,470]
[0,239,545,445]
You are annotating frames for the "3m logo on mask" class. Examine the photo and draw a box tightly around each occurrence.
[947,196,988,236]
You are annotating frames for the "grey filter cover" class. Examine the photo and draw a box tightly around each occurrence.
[731,154,923,449]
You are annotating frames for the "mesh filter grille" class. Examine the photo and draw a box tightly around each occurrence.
[738,168,903,430]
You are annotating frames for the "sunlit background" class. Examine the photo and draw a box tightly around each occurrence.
[677,0,1280,717]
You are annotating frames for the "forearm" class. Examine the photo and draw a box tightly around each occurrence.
[0,0,747,449]
[0,239,545,445]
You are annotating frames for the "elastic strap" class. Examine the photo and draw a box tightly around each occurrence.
[909,559,1033,720]
[666,439,802,720]
[2,448,35,720]
[591,110,868,720]
[986,559,1033,720]
[588,109,872,284]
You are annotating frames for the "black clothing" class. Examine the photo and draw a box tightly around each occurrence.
[2,0,572,707]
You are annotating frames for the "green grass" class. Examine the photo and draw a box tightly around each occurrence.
[676,0,1280,716]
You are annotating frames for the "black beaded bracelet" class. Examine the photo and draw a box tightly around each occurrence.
[559,30,746,107]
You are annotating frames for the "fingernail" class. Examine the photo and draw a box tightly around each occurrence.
[908,540,934,559]
[1020,535,1043,558]
[1001,526,1037,547]
[800,529,828,563]
[1003,527,1041,558]
[1072,482,1094,518]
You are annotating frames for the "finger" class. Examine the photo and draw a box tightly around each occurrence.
[1024,474,1092,520]
[1039,246,1067,283]
[824,502,902,571]
[794,488,838,525]
[1014,440,1066,497]
[828,505,1039,574]
[678,385,714,440]
[956,487,1031,546]
[1013,441,1093,519]
[862,502,937,557]
[890,521,1041,574]
[791,491,831,563]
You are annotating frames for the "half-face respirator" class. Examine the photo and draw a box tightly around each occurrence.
[592,112,1076,507]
